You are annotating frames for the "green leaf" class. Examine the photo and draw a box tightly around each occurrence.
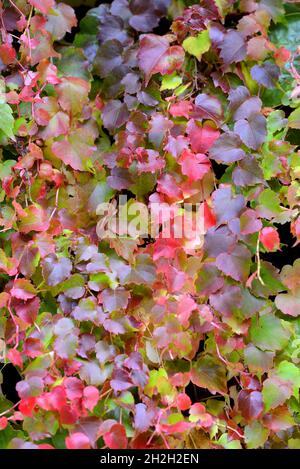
[270,12,300,53]
[275,360,300,395]
[262,377,292,411]
[250,314,291,351]
[182,30,211,60]
[288,438,300,449]
[191,354,227,394]
[50,273,85,297]
[288,107,300,129]
[258,188,282,214]
[0,102,15,140]
[244,345,275,374]
[217,433,242,449]
[0,160,15,180]
[261,147,283,180]
[244,421,269,449]
[160,72,182,91]
[144,368,175,399]
[0,425,18,449]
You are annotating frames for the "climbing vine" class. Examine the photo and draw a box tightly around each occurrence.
[0,0,300,450]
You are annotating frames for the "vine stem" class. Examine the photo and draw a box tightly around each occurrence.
[0,401,20,418]
[256,233,265,286]
[218,422,244,440]
[7,304,19,348]
[49,188,60,222]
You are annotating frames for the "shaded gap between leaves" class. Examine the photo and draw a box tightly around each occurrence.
[262,222,300,270]
[0,363,21,405]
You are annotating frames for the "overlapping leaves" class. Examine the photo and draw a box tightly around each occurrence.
[0,0,299,451]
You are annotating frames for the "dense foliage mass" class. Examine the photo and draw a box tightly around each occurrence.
[0,0,300,450]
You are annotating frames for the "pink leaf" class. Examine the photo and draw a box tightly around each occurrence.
[28,0,55,15]
[7,349,23,368]
[178,148,211,182]
[10,279,36,300]
[65,432,91,449]
[83,386,100,412]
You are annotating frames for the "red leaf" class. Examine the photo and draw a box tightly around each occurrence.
[13,297,40,325]
[160,421,191,433]
[0,43,16,65]
[189,403,213,428]
[0,417,8,430]
[48,386,67,411]
[238,390,264,421]
[52,130,96,171]
[203,201,216,230]
[59,405,78,425]
[103,423,127,449]
[176,393,191,411]
[19,397,36,417]
[138,34,184,85]
[260,227,280,251]
[56,77,90,115]
[187,119,220,153]
[263,406,294,432]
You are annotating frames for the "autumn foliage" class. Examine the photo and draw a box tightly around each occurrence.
[0,0,300,450]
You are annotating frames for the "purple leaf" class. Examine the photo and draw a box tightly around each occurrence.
[209,131,246,163]
[204,225,236,257]
[250,62,280,88]
[228,86,262,120]
[134,403,155,432]
[42,254,72,286]
[95,340,116,364]
[216,244,251,282]
[138,34,184,85]
[129,0,171,32]
[232,155,264,186]
[102,100,129,132]
[101,287,130,313]
[194,93,223,122]
[234,113,267,150]
[72,297,104,322]
[220,30,247,64]
[212,186,245,224]
[238,390,264,421]
[94,39,123,78]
